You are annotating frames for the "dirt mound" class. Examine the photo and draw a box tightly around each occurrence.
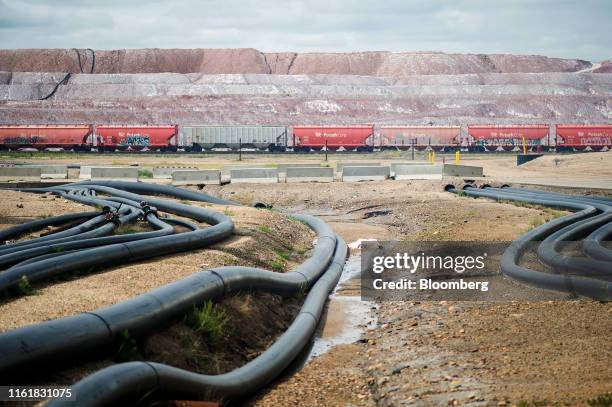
[0,48,593,76]
[594,60,612,73]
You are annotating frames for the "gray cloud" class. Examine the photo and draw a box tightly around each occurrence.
[0,0,610,61]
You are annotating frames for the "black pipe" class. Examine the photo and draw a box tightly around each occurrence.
[448,186,611,300]
[46,237,347,407]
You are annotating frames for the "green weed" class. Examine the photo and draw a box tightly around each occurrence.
[115,329,140,362]
[17,275,37,296]
[137,168,153,178]
[258,225,273,234]
[186,301,229,345]
[588,393,612,407]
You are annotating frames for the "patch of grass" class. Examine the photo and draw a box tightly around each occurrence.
[270,257,286,272]
[17,275,37,296]
[528,216,546,230]
[186,301,229,346]
[274,249,290,261]
[137,168,153,178]
[51,246,65,253]
[113,225,140,235]
[223,207,235,216]
[258,225,273,234]
[588,393,612,407]
[455,190,466,197]
[179,199,192,205]
[115,329,140,362]
[465,208,476,217]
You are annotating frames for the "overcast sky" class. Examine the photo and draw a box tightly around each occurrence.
[0,0,610,61]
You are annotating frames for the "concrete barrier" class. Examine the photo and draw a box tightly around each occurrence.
[79,166,92,179]
[36,165,68,179]
[172,170,221,185]
[90,167,139,181]
[443,164,484,177]
[394,164,442,180]
[336,162,380,173]
[390,162,430,175]
[230,168,278,184]
[277,163,322,173]
[0,167,41,182]
[342,166,390,182]
[153,166,198,179]
[286,167,334,183]
[67,167,80,179]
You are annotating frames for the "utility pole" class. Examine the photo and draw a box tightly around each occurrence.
[238,138,242,161]
[411,138,415,160]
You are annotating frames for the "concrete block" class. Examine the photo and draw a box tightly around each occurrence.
[153,166,198,178]
[394,164,442,180]
[79,166,92,179]
[0,167,41,181]
[277,163,322,173]
[67,167,80,179]
[443,164,484,177]
[336,162,380,173]
[35,165,68,179]
[90,167,139,181]
[230,168,278,184]
[172,170,221,185]
[286,167,334,183]
[342,166,390,182]
[390,162,430,175]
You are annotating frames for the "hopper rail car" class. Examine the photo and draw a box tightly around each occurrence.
[0,123,610,153]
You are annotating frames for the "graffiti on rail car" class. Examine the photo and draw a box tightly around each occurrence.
[3,136,43,145]
[117,134,151,147]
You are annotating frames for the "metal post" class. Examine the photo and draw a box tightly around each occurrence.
[411,138,415,160]
[325,140,328,161]
[239,138,242,161]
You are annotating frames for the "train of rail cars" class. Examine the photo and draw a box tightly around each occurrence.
[0,123,610,152]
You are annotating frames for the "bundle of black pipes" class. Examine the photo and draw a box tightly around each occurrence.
[446,185,612,301]
[0,181,348,406]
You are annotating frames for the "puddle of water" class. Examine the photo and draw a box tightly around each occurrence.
[307,252,377,360]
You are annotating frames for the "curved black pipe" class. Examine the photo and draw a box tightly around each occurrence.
[0,211,100,242]
[0,182,349,407]
[448,185,612,300]
[68,181,238,206]
[0,213,331,374]
[46,236,347,407]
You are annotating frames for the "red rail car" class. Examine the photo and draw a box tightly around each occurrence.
[292,125,374,151]
[467,125,550,151]
[0,125,93,150]
[96,125,179,151]
[378,126,461,151]
[556,125,612,151]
